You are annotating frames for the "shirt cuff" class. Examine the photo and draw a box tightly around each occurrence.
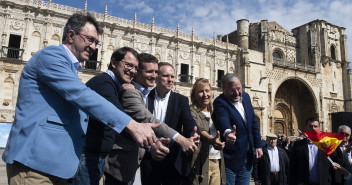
[171,133,180,144]
[223,129,232,138]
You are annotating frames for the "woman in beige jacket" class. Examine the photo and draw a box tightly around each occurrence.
[186,78,226,185]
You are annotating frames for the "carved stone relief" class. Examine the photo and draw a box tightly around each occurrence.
[216,59,225,67]
[137,43,149,53]
[180,52,190,60]
[10,21,23,31]
[34,24,41,31]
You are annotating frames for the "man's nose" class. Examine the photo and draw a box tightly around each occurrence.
[89,42,97,51]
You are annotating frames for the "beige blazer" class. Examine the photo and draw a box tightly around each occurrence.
[104,88,178,182]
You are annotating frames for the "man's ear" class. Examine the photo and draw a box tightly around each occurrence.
[66,30,76,43]
[111,58,117,69]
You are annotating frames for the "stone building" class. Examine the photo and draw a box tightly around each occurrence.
[0,0,351,136]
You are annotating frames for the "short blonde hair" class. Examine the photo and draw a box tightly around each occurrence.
[190,78,213,113]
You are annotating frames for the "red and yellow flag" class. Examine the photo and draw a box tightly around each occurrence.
[302,130,345,157]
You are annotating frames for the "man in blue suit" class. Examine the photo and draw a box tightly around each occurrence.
[212,73,263,185]
[2,13,159,185]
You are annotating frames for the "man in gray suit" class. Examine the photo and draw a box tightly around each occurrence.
[103,54,199,185]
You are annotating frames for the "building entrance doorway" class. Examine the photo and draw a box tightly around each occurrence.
[273,79,317,136]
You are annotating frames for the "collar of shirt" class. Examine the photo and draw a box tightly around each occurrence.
[61,44,82,72]
[231,97,246,122]
[132,81,151,104]
[155,89,171,101]
[267,145,277,151]
[132,81,151,96]
[105,69,122,91]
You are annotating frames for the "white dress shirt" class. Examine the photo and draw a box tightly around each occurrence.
[232,98,246,123]
[153,89,171,123]
[267,146,280,172]
[308,141,319,184]
[203,111,221,160]
[224,97,246,137]
[153,89,179,141]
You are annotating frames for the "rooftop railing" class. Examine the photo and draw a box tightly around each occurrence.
[83,60,101,71]
[273,58,315,72]
[0,46,24,60]
[179,74,193,84]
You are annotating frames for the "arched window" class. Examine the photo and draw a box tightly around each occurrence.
[272,51,282,59]
[331,45,336,60]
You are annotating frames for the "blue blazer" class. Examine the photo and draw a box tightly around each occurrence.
[212,92,262,171]
[2,45,131,179]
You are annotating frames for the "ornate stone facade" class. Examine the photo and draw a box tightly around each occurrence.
[1,0,351,136]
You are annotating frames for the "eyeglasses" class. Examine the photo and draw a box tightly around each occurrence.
[77,33,99,46]
[121,60,138,71]
[227,87,242,93]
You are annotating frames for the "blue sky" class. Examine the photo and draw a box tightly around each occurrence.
[0,123,11,148]
[55,0,352,65]
[56,0,352,37]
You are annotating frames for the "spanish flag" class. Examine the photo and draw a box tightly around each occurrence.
[302,130,345,157]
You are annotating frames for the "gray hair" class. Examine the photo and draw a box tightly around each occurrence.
[221,73,240,88]
[338,125,351,133]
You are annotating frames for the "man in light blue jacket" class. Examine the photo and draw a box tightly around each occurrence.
[2,13,159,185]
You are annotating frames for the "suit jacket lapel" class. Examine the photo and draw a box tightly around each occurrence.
[232,102,249,131]
[304,140,309,162]
[221,94,248,131]
[147,89,155,113]
[242,95,250,127]
[164,91,175,125]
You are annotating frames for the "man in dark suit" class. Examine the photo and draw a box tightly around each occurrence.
[140,62,199,185]
[257,133,289,185]
[68,47,140,185]
[283,136,293,157]
[289,117,338,185]
[212,73,263,185]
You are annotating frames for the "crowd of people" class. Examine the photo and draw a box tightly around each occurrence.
[2,12,352,185]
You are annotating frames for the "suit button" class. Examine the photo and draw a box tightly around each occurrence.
[107,121,115,127]
[84,118,89,122]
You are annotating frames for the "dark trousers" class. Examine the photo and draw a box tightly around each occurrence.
[104,172,135,185]
[67,153,105,185]
[140,153,184,185]
[270,172,280,185]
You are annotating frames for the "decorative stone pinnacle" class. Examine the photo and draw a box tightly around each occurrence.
[192,27,194,35]
[152,17,154,26]
[134,12,137,22]
[177,23,179,32]
[84,0,87,11]
[105,5,108,16]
